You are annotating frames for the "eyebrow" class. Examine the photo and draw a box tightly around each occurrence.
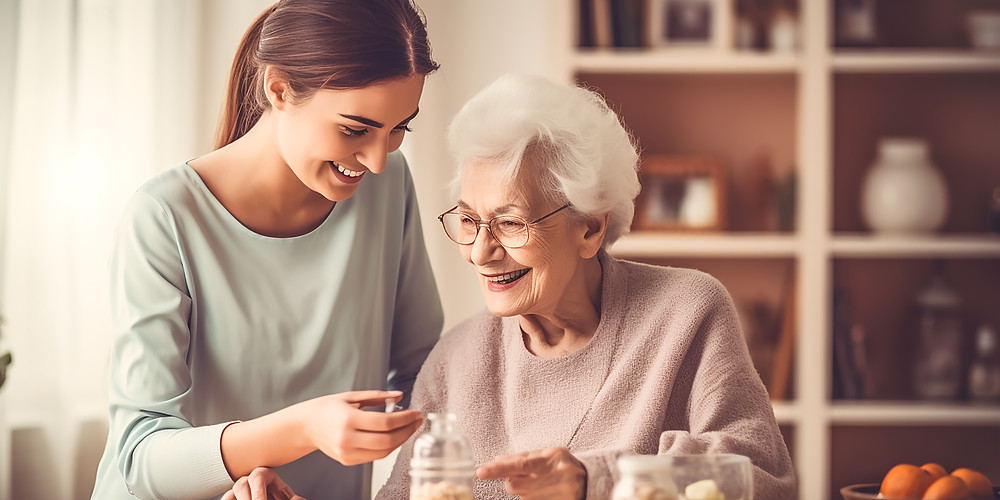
[456,201,523,215]
[340,108,420,129]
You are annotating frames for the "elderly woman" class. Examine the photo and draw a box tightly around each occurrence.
[374,73,796,500]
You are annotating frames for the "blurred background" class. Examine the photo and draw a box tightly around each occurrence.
[1,1,998,499]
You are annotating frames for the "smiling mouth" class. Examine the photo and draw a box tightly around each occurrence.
[330,160,364,178]
[486,268,530,285]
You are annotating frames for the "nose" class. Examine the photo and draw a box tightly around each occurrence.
[355,136,390,174]
[469,224,504,266]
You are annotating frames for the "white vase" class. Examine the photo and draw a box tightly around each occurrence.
[861,138,948,234]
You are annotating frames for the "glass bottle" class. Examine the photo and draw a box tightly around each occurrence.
[409,413,475,500]
[912,262,964,400]
[612,455,677,500]
[990,187,1000,234]
[968,324,1000,403]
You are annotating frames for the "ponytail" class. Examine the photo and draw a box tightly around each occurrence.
[215,4,277,149]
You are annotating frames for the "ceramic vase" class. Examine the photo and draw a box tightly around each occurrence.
[861,138,948,234]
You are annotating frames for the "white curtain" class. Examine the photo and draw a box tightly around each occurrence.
[1,0,210,498]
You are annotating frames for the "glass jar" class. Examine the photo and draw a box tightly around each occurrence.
[409,413,475,500]
[912,263,963,400]
[968,324,1000,402]
[612,455,677,500]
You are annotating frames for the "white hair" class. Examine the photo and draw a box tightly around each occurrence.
[446,73,641,248]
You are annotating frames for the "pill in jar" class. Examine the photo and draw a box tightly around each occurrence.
[409,481,473,500]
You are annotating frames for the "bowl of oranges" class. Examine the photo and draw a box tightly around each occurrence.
[841,463,998,499]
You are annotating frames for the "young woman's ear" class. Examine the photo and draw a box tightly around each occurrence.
[579,212,610,259]
[263,66,291,111]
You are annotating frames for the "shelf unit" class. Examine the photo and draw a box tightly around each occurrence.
[546,1,1000,499]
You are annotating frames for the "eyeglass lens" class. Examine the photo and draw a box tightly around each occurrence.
[441,213,529,247]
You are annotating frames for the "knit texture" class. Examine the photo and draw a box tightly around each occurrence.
[376,251,796,499]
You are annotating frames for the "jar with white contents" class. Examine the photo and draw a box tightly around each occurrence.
[612,455,678,500]
[409,413,475,500]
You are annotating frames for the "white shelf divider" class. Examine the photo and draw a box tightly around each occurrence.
[610,233,799,258]
[573,50,800,73]
[833,49,1000,72]
[831,234,1000,258]
[829,401,1000,425]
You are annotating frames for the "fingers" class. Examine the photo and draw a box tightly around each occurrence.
[477,448,586,500]
[353,409,424,433]
[338,390,404,407]
[247,468,295,499]
[477,450,552,480]
[225,468,304,500]
[227,476,251,500]
[351,417,424,452]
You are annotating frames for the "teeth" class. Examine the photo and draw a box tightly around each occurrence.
[333,161,364,178]
[487,269,529,284]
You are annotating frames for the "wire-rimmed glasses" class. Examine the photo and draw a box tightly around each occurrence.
[437,204,570,249]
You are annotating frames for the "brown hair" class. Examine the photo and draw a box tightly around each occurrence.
[215,0,439,149]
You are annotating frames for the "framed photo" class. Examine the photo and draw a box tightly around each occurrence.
[633,155,727,231]
[648,0,731,49]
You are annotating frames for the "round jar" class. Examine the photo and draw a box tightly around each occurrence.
[861,137,948,234]
[409,413,475,500]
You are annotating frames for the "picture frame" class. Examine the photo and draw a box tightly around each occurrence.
[647,0,731,50]
[633,155,727,231]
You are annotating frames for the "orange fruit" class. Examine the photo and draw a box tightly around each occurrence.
[881,463,935,499]
[950,468,993,499]
[922,463,949,481]
[922,475,970,500]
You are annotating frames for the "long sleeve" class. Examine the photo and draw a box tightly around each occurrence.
[573,274,795,500]
[105,192,234,499]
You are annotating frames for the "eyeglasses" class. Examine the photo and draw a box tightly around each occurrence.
[437,204,571,249]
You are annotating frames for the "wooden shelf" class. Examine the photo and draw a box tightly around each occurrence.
[833,49,1000,72]
[610,233,799,258]
[573,50,800,74]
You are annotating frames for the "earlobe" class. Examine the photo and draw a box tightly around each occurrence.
[579,213,610,259]
[263,66,290,110]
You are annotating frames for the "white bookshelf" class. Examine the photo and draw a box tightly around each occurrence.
[547,1,1000,498]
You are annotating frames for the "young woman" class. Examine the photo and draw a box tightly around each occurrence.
[91,1,443,499]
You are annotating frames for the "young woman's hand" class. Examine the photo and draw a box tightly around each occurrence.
[222,467,305,500]
[305,390,423,466]
[476,447,587,500]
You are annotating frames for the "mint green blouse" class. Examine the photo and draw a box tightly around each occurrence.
[92,151,443,499]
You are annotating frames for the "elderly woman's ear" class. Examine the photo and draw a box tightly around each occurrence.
[578,212,610,259]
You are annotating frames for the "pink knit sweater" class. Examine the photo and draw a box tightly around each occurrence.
[376,252,796,499]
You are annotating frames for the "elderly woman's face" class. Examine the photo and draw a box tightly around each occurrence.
[457,159,590,318]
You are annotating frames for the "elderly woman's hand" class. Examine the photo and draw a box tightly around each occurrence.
[476,447,587,500]
[222,467,306,500]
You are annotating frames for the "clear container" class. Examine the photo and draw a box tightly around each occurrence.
[969,324,1000,402]
[912,263,964,400]
[665,454,753,500]
[409,413,474,500]
[612,455,677,500]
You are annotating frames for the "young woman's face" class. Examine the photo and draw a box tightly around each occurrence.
[275,74,425,201]
[456,159,588,319]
